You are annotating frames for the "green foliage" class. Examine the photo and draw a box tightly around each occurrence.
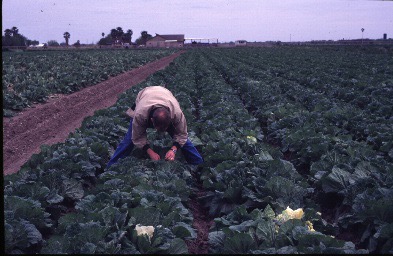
[4,46,392,254]
[4,196,53,230]
[222,231,257,253]
[5,219,43,253]
[47,40,59,46]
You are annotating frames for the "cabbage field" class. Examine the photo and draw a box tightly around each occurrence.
[3,46,393,254]
[2,49,175,116]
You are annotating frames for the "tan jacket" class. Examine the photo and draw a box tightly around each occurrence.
[126,86,188,149]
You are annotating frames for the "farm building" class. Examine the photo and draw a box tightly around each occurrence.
[146,34,185,48]
[235,40,247,46]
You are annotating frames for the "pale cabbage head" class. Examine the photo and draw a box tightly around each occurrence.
[246,135,257,144]
[276,206,304,222]
[135,224,155,241]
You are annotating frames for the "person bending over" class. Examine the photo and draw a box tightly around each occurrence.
[106,86,203,168]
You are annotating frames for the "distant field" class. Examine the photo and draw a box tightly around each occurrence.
[2,49,176,116]
[4,45,393,254]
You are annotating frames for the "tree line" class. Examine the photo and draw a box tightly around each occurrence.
[98,28,153,46]
[2,27,39,47]
[2,26,154,47]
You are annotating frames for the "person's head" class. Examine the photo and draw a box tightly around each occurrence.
[151,107,171,132]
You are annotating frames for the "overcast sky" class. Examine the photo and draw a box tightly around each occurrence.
[2,0,393,44]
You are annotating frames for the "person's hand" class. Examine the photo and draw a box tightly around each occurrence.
[165,148,177,161]
[147,149,160,161]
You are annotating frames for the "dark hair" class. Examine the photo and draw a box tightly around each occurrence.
[152,107,171,131]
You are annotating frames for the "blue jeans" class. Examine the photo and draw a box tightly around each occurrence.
[106,118,203,168]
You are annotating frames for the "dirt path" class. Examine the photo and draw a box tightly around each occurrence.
[3,51,184,175]
[186,177,214,254]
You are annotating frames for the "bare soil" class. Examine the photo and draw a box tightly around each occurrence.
[3,51,184,175]
[185,184,214,254]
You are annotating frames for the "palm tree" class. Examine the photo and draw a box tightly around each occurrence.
[135,31,152,45]
[116,27,124,44]
[11,26,19,37]
[3,29,13,46]
[63,32,70,46]
[141,31,152,44]
[4,29,12,37]
[127,29,133,43]
[102,32,105,38]
[361,28,365,45]
[116,27,124,35]
[110,29,118,44]
[109,27,124,45]
[122,29,133,44]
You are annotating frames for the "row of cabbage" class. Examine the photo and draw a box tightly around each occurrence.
[4,68,203,253]
[4,46,389,254]
[211,46,392,150]
[160,49,369,254]
[2,49,176,116]
[199,46,392,253]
